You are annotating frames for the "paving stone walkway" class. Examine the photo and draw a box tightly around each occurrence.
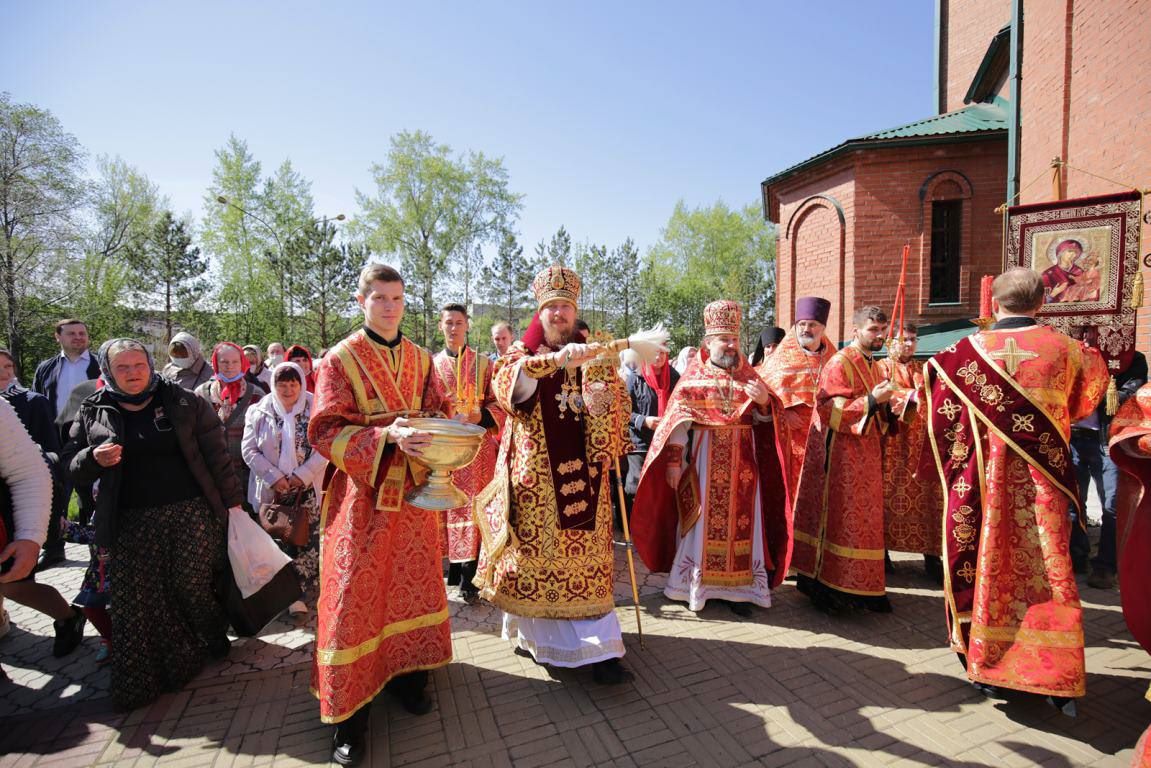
[1,535,1148,767]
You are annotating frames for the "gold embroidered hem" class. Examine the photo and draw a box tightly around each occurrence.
[310,657,452,724]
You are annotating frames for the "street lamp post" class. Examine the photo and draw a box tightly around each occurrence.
[216,195,345,341]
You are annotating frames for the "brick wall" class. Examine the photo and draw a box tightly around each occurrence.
[939,0,1011,113]
[770,140,1006,343]
[1019,0,1151,349]
[854,140,1007,323]
[774,163,855,345]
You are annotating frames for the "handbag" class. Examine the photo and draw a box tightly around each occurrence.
[221,508,300,636]
[259,488,310,548]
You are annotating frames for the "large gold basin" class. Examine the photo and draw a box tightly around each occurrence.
[402,417,487,511]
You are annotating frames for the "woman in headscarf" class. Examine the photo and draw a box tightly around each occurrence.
[195,342,266,509]
[242,344,273,391]
[750,327,786,367]
[62,338,243,710]
[623,348,679,517]
[284,344,317,393]
[672,346,698,375]
[241,362,326,615]
[163,332,213,391]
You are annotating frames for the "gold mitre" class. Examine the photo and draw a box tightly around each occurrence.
[532,266,581,310]
[703,299,742,336]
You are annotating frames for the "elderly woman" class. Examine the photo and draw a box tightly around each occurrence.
[195,342,266,508]
[242,344,272,390]
[163,332,213,391]
[63,339,243,710]
[241,362,326,614]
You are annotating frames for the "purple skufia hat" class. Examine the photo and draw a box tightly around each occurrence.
[795,296,831,325]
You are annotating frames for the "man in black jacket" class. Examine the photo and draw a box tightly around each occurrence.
[31,319,100,569]
[623,349,680,522]
[1068,327,1147,589]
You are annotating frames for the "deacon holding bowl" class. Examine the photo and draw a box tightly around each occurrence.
[474,266,634,684]
[308,263,449,767]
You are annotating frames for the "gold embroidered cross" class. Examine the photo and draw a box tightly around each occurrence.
[937,399,961,421]
[989,338,1038,376]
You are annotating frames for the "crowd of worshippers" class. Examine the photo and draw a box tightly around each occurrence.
[0,262,1141,766]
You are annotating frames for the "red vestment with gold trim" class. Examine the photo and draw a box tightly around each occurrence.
[757,330,836,563]
[876,357,942,556]
[474,342,629,620]
[432,347,502,563]
[926,324,1107,698]
[308,330,451,724]
[632,356,788,590]
[791,343,889,597]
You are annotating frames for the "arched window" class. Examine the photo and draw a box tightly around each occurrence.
[920,172,974,305]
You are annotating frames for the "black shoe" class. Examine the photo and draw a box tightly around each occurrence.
[1087,568,1116,590]
[864,596,893,614]
[923,555,944,585]
[1047,695,1078,717]
[35,548,66,573]
[1072,556,1089,575]
[971,681,1006,700]
[884,551,896,575]
[727,601,752,617]
[331,714,368,767]
[208,635,231,660]
[591,658,632,685]
[459,587,480,606]
[399,689,434,715]
[52,607,86,657]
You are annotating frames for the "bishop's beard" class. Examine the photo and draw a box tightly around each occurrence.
[543,326,574,350]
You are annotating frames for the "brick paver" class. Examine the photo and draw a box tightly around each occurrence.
[2,525,1148,767]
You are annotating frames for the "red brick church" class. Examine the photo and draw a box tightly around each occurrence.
[761,0,1150,353]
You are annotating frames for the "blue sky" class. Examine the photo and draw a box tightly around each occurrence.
[5,1,935,257]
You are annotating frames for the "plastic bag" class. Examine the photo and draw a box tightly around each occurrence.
[227,507,292,599]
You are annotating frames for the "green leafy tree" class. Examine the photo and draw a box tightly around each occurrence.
[641,201,777,352]
[287,219,365,350]
[201,135,280,346]
[608,237,642,337]
[478,229,533,328]
[126,211,208,342]
[0,92,88,378]
[546,226,571,266]
[73,155,165,344]
[353,130,522,346]
[262,159,316,337]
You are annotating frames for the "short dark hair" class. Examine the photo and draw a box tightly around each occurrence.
[441,303,469,318]
[274,365,302,384]
[852,305,888,326]
[55,319,86,334]
[358,263,404,296]
[575,319,591,333]
[901,321,918,335]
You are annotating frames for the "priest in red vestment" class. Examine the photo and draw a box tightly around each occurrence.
[875,322,943,581]
[792,305,895,613]
[308,264,451,766]
[925,268,1107,714]
[632,300,786,616]
[756,297,836,550]
[474,266,633,685]
[432,303,503,605]
[1107,384,1151,758]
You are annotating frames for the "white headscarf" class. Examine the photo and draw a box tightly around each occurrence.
[269,361,310,476]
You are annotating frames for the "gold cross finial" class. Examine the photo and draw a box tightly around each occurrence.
[989,337,1039,376]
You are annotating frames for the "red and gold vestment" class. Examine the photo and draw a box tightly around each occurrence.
[474,342,629,619]
[632,356,788,590]
[875,357,942,556]
[432,346,502,563]
[308,330,451,724]
[756,330,836,552]
[926,324,1107,697]
[1107,384,1151,656]
[791,343,889,597]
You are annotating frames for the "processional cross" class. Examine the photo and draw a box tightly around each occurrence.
[988,337,1038,376]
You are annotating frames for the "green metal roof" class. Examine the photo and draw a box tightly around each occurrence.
[911,318,980,357]
[761,98,1009,190]
[864,99,1008,140]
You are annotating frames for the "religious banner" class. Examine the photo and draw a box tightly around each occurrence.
[1005,190,1143,372]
